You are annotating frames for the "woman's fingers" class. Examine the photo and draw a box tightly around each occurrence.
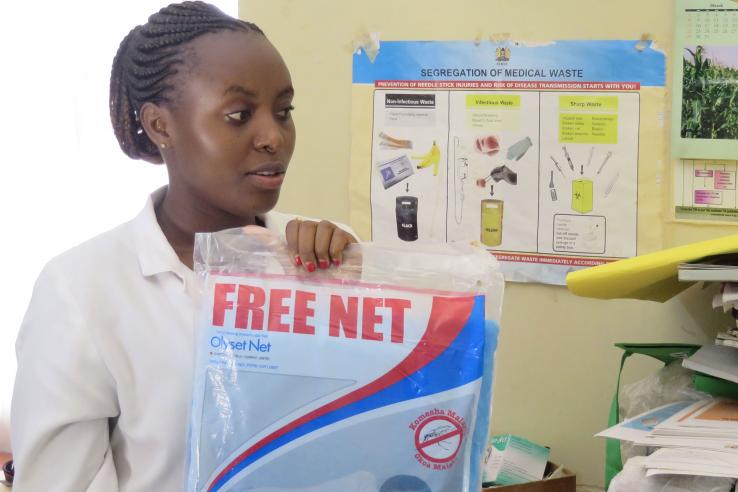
[314,221,337,269]
[328,228,357,266]
[297,220,318,272]
[285,219,302,266]
[286,219,356,272]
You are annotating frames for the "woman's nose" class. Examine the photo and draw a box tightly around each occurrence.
[253,114,284,153]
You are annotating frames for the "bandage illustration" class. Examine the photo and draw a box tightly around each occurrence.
[572,179,593,214]
[378,132,413,150]
[413,141,441,176]
[481,199,503,247]
[506,136,533,161]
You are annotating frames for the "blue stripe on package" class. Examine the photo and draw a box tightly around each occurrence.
[187,231,505,492]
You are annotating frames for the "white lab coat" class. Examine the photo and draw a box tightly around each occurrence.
[11,187,309,491]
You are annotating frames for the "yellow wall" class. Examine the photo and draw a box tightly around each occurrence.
[241,0,737,486]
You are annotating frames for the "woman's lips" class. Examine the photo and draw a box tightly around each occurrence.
[245,163,287,190]
[244,171,285,190]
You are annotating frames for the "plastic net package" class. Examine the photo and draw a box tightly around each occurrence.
[186,227,504,492]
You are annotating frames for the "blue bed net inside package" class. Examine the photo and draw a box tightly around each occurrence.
[186,227,504,492]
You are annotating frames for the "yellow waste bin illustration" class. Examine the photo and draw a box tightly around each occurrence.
[571,179,593,214]
[481,199,503,247]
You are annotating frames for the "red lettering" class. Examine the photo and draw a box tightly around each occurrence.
[212,283,236,326]
[329,295,357,338]
[293,290,316,335]
[384,298,411,343]
[235,285,265,330]
[362,298,383,341]
[268,289,291,332]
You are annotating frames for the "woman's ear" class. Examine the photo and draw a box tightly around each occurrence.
[139,102,171,162]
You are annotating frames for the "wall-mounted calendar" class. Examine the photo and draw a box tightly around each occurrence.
[672,0,738,160]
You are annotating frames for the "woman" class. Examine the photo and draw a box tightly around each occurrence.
[11,2,355,490]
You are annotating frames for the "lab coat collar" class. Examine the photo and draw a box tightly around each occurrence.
[131,186,278,279]
[132,186,186,279]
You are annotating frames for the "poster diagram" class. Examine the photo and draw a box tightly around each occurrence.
[370,91,639,271]
[672,0,738,159]
[352,41,665,285]
[674,159,738,221]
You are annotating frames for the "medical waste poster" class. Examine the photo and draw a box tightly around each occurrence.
[349,40,666,285]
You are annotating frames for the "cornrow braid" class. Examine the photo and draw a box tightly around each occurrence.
[109,1,264,160]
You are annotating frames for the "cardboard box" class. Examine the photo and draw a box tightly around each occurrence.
[483,434,550,485]
[481,461,576,492]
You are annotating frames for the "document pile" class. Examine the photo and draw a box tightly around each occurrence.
[678,255,738,283]
[711,283,738,349]
[597,399,738,479]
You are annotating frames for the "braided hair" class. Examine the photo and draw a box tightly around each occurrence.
[109,1,264,161]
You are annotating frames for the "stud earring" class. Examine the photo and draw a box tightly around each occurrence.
[159,143,167,149]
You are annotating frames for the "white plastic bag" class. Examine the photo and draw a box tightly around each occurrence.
[185,228,504,491]
[619,362,707,463]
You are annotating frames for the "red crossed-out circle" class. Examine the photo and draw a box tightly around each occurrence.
[414,415,464,464]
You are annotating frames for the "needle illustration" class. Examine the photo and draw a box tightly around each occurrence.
[597,151,613,175]
[550,156,566,178]
[562,146,575,172]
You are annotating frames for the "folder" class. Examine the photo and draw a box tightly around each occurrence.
[566,233,738,302]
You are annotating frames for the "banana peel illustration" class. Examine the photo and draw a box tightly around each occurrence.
[413,141,441,176]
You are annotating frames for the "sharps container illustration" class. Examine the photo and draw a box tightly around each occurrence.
[571,178,593,214]
[396,196,418,241]
[481,199,503,247]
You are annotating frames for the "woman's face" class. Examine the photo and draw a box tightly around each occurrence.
[161,30,296,222]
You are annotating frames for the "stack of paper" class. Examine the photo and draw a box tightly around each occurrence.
[597,399,738,478]
[717,330,738,348]
[712,283,738,313]
[682,344,738,384]
[678,258,738,283]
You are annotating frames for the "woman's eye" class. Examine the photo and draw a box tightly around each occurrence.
[225,110,251,123]
[277,105,295,120]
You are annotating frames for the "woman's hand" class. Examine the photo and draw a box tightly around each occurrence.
[285,219,357,272]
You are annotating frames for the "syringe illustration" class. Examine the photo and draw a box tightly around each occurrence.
[549,170,558,201]
[604,172,620,197]
[550,156,566,178]
[562,146,575,172]
[586,146,594,167]
[597,151,613,175]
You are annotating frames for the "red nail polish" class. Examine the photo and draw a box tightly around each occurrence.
[332,259,341,267]
[319,259,329,269]
[306,262,316,272]
[294,255,302,266]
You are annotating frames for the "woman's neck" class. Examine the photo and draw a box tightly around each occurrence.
[155,188,257,269]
